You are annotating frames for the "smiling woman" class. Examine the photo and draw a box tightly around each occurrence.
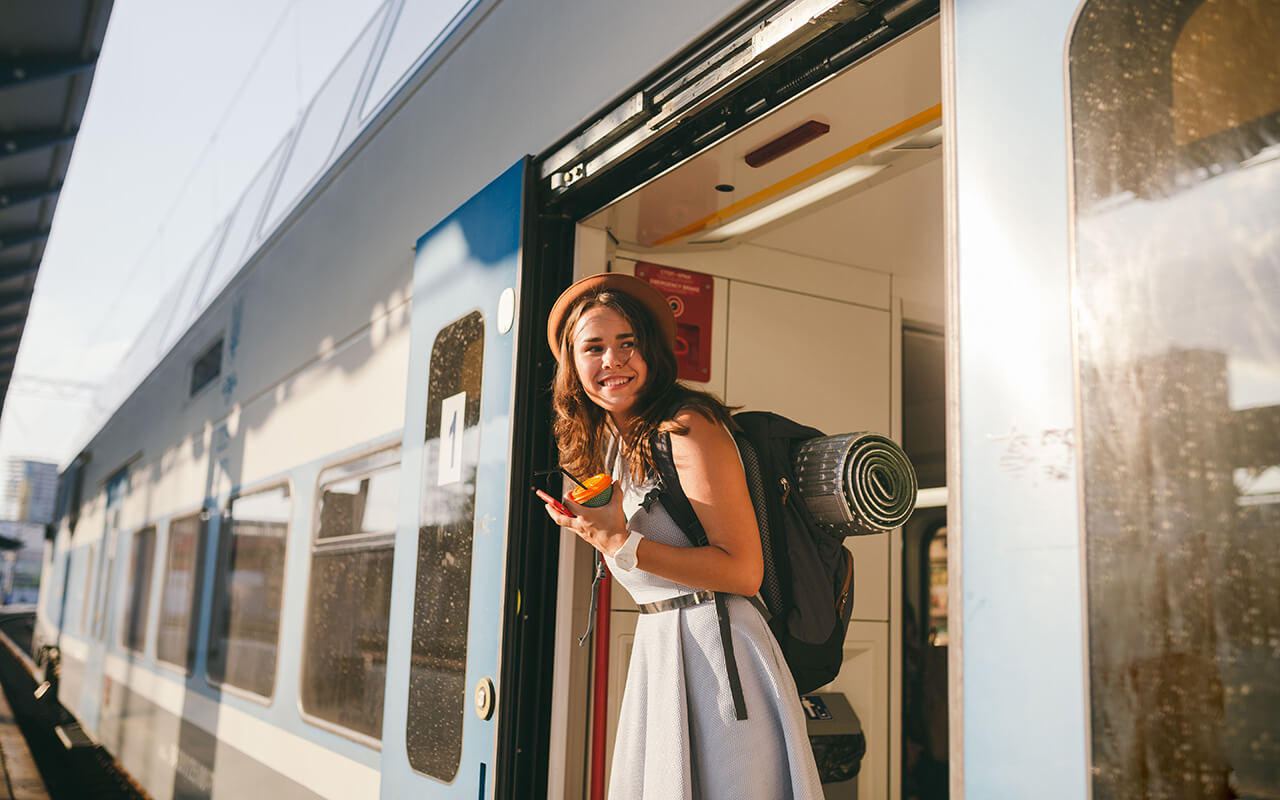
[572,307,649,424]
[542,271,821,800]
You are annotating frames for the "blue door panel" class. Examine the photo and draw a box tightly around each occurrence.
[381,160,524,799]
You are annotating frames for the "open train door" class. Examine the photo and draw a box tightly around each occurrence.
[378,159,553,799]
[948,0,1279,797]
[945,3,1092,795]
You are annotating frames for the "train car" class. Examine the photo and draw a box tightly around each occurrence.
[30,0,1278,798]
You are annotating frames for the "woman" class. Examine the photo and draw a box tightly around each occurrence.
[543,272,824,799]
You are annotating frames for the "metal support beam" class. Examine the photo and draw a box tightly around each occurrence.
[0,57,96,90]
[0,227,50,253]
[0,183,62,209]
[0,130,78,160]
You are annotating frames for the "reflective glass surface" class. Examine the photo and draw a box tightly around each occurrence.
[315,449,401,541]
[1070,1,1280,795]
[300,449,399,739]
[406,311,484,780]
[122,526,156,654]
[79,544,95,635]
[208,485,291,698]
[157,513,204,670]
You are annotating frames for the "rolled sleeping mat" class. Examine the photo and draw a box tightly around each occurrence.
[792,433,918,536]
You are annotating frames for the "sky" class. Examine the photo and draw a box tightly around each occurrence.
[0,0,384,470]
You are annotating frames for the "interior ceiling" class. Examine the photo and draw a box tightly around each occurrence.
[585,19,943,287]
[0,0,113,414]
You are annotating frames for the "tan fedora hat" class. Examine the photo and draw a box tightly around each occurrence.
[546,272,676,359]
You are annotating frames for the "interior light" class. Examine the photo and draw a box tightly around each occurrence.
[698,163,887,240]
[892,127,943,151]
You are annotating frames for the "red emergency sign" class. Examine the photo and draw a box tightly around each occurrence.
[635,262,714,383]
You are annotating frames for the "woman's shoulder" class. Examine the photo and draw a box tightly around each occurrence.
[667,405,736,459]
[669,404,717,428]
[663,387,733,429]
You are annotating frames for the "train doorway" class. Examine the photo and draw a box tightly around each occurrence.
[539,12,948,799]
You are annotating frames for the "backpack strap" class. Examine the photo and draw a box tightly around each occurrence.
[653,430,749,721]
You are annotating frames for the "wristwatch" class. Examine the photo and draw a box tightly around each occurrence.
[613,531,643,571]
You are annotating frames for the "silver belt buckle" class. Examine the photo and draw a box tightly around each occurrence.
[637,589,715,614]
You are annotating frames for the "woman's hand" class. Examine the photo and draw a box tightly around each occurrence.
[542,482,630,557]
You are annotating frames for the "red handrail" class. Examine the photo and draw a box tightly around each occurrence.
[589,568,612,800]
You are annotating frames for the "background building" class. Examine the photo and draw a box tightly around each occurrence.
[0,458,57,604]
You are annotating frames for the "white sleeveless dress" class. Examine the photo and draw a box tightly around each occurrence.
[603,442,825,800]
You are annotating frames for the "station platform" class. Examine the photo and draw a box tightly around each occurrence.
[0,610,148,800]
[0,680,49,800]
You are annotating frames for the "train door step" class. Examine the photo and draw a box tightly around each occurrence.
[53,723,95,750]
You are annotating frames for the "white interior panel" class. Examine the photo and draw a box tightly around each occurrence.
[827,620,890,800]
[724,281,890,436]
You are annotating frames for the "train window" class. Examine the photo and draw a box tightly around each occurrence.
[1070,0,1280,796]
[121,525,156,654]
[156,512,206,670]
[189,337,223,397]
[406,310,484,780]
[94,468,130,641]
[299,447,400,741]
[207,484,291,698]
[79,543,96,635]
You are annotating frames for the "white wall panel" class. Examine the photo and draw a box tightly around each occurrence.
[724,281,890,437]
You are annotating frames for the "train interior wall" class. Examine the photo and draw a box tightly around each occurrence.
[550,20,946,800]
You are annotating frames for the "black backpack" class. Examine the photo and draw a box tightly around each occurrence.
[651,410,856,708]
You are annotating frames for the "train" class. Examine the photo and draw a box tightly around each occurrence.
[28,0,1279,798]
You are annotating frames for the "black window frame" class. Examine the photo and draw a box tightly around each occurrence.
[189,336,224,398]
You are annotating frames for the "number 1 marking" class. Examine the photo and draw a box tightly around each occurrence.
[438,391,466,486]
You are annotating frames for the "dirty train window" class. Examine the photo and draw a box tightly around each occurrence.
[1069,0,1280,795]
[407,310,485,781]
[301,447,400,741]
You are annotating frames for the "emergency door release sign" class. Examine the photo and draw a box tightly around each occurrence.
[636,262,714,383]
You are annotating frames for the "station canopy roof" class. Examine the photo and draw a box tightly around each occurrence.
[0,0,113,414]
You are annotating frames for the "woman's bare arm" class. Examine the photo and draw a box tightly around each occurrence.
[545,408,764,596]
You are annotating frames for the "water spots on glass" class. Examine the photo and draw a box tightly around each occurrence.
[408,311,485,780]
[209,484,291,698]
[300,449,399,738]
[1070,0,1280,794]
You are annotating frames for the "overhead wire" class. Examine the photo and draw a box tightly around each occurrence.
[72,0,304,375]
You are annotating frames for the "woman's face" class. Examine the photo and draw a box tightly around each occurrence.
[572,305,649,424]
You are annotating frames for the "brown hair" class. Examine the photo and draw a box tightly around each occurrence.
[552,287,734,482]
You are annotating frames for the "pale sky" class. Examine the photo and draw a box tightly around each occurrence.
[0,0,383,469]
